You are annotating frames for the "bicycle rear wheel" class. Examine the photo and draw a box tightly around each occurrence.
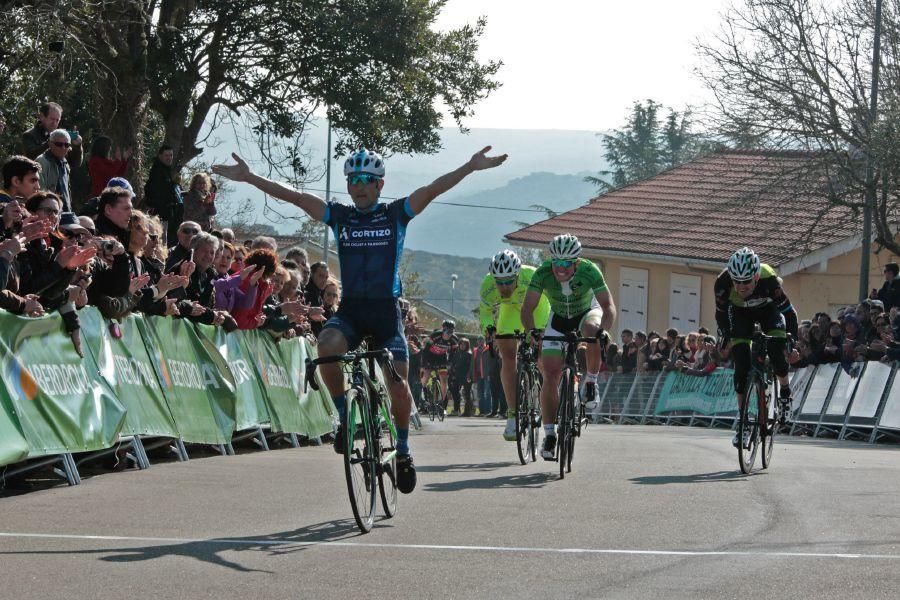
[344,388,377,533]
[760,379,775,469]
[376,401,398,518]
[738,376,761,475]
[557,370,572,479]
[516,369,534,465]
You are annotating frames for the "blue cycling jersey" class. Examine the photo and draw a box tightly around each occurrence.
[323,197,416,299]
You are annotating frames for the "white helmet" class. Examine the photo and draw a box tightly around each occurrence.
[727,247,761,282]
[548,234,582,260]
[343,149,385,177]
[490,250,521,278]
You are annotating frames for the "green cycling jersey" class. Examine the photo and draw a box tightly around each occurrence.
[528,258,609,318]
[479,264,550,334]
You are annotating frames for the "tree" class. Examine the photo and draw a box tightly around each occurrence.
[696,0,900,255]
[585,100,713,192]
[1,0,500,183]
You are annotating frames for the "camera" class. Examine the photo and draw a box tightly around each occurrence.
[100,240,115,253]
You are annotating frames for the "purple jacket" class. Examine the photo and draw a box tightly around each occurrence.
[214,273,257,312]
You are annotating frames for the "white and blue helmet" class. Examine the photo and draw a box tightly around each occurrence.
[343,149,385,177]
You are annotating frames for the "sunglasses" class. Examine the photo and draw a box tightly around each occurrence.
[180,227,199,235]
[52,141,71,148]
[732,277,754,285]
[551,259,575,269]
[347,173,381,186]
[494,277,517,286]
[148,234,159,241]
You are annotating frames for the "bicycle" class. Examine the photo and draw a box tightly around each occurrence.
[420,367,446,422]
[539,331,603,479]
[736,332,792,474]
[305,347,401,533]
[496,332,542,465]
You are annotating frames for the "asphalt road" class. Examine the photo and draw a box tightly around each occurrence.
[1,419,899,599]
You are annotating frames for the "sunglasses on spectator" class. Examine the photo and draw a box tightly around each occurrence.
[148,234,159,241]
[551,259,575,268]
[52,141,71,148]
[347,174,381,186]
[180,227,199,235]
[495,277,517,286]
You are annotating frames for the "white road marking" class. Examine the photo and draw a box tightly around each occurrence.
[0,532,897,560]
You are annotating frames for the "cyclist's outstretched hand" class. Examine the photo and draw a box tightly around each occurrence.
[468,146,508,171]
[212,153,252,182]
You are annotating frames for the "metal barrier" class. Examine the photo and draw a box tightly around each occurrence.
[592,363,900,445]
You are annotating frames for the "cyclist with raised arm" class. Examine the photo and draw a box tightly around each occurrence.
[479,249,550,440]
[420,319,459,411]
[715,247,798,448]
[213,146,507,494]
[520,234,616,460]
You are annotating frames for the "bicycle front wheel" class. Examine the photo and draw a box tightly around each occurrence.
[738,376,761,475]
[557,371,572,479]
[377,401,398,518]
[760,379,775,469]
[344,388,377,533]
[516,369,534,465]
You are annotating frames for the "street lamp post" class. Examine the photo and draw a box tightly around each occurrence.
[450,274,458,317]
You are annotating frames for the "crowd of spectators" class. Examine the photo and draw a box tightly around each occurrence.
[0,101,339,355]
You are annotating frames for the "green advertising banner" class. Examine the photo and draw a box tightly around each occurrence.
[0,390,28,467]
[79,308,180,438]
[655,369,738,415]
[198,325,269,431]
[0,311,126,456]
[141,316,236,444]
[277,337,335,437]
[236,328,304,434]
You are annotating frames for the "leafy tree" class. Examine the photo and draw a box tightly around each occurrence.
[1,0,500,183]
[696,0,900,255]
[586,100,713,192]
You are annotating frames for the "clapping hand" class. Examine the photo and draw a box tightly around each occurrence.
[23,294,44,317]
[56,245,97,269]
[21,217,52,242]
[129,274,151,294]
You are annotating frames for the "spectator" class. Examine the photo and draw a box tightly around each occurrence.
[221,228,235,243]
[619,329,637,374]
[472,336,493,415]
[676,335,719,376]
[1,155,42,205]
[855,301,877,343]
[22,102,82,160]
[250,235,277,252]
[129,210,184,317]
[231,247,278,330]
[602,343,620,372]
[183,172,217,231]
[165,221,200,272]
[304,261,329,307]
[634,330,648,372]
[88,136,131,198]
[95,186,133,246]
[231,243,247,275]
[167,232,219,325]
[144,215,167,267]
[486,335,505,418]
[36,129,80,212]
[647,337,670,371]
[448,337,473,416]
[214,245,262,315]
[144,145,183,244]
[0,233,42,317]
[285,247,309,271]
[875,263,900,313]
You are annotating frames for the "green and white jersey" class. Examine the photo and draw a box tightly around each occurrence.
[528,258,608,319]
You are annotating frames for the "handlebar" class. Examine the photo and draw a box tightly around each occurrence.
[304,348,402,393]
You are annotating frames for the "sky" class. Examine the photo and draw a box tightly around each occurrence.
[433,0,731,131]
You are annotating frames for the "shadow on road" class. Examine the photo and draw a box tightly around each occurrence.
[629,470,751,485]
[416,461,518,473]
[0,518,372,573]
[424,472,555,492]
